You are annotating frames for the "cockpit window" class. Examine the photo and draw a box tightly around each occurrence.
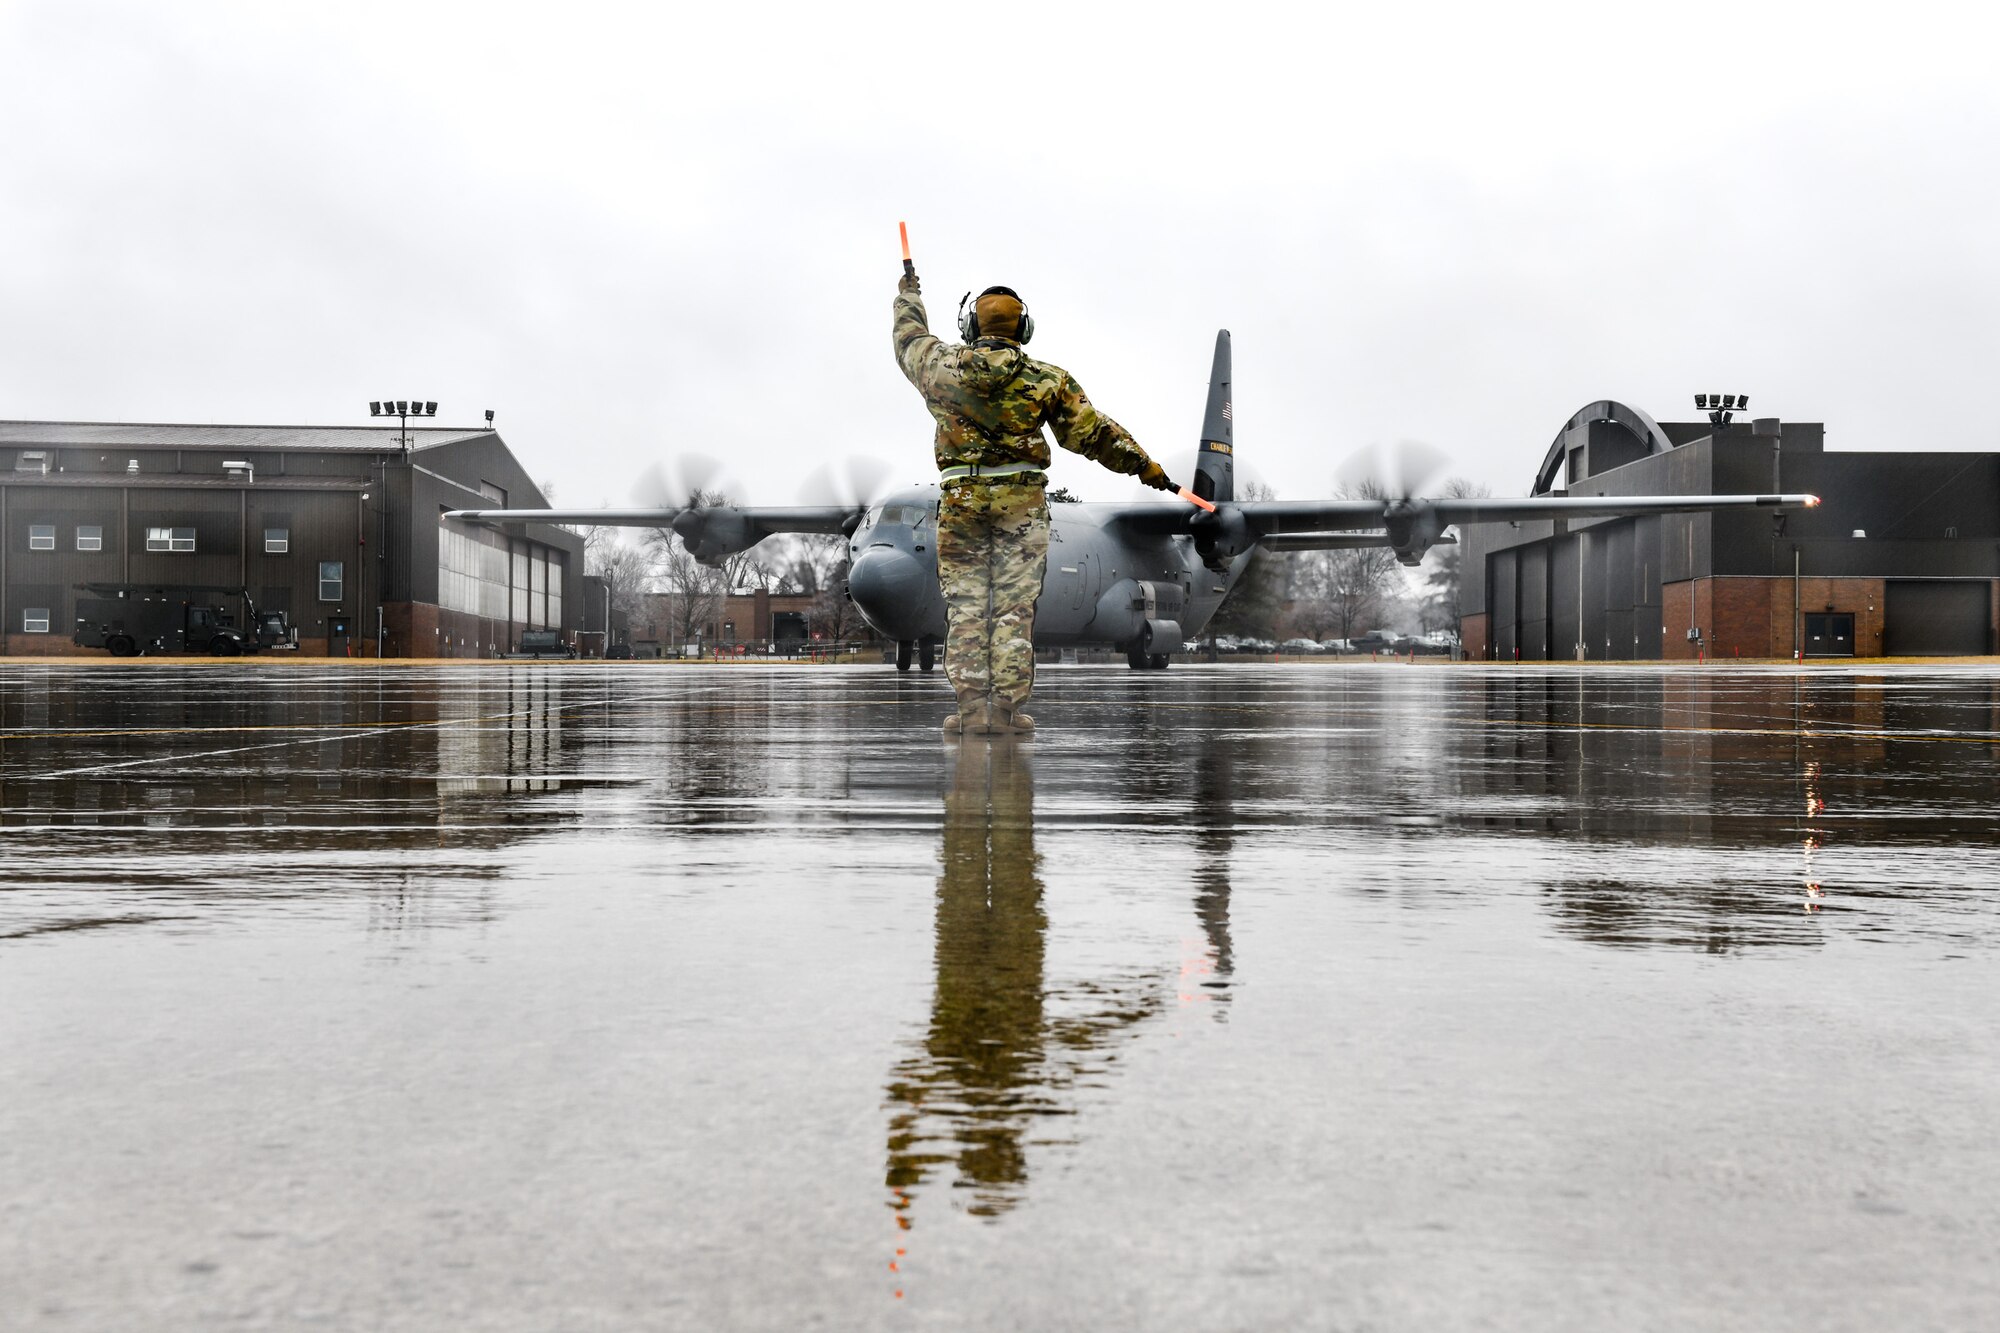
[873,504,930,527]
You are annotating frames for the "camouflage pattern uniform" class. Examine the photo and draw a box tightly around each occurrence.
[893,281,1169,714]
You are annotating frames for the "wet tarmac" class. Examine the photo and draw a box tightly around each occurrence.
[4,662,1999,1331]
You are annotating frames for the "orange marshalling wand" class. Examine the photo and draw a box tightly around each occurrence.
[899,221,913,279]
[1178,486,1217,513]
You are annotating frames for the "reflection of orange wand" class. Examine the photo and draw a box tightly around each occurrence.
[899,221,914,280]
[1178,486,1217,513]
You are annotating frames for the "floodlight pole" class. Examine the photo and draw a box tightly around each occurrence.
[366,400,440,657]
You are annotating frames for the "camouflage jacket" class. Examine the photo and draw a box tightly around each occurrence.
[894,287,1159,480]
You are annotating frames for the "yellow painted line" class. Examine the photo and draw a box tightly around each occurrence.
[2,721,487,741]
[1468,716,2000,744]
[14,702,609,778]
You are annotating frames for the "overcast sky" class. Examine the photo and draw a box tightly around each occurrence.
[4,1,1997,510]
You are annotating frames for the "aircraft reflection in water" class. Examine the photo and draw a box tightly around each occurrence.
[880,742,1235,1294]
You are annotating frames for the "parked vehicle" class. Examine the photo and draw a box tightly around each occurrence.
[72,584,272,657]
[506,630,576,660]
[1279,637,1324,654]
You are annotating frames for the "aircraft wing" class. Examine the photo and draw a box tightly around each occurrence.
[443,505,858,564]
[1423,493,1816,526]
[1107,491,1819,568]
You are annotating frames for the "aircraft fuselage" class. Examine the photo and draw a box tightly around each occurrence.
[843,485,1249,651]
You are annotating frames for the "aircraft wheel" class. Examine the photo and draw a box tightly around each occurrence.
[896,640,913,672]
[1126,644,1148,670]
[106,634,136,657]
[1149,654,1170,669]
[918,637,937,672]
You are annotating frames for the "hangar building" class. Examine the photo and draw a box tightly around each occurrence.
[1460,403,2000,660]
[1,420,583,657]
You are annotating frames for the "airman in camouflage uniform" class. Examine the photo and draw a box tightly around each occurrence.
[895,273,1179,735]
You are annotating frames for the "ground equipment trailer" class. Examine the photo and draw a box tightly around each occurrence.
[72,584,291,657]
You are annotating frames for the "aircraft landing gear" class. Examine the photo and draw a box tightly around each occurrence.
[896,640,913,672]
[1126,629,1172,670]
[918,637,937,672]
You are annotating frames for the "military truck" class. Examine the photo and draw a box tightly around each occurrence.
[72,584,289,657]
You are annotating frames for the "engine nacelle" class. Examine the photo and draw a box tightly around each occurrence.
[1383,499,1446,567]
[1192,506,1252,573]
[1091,578,1186,645]
[672,508,752,565]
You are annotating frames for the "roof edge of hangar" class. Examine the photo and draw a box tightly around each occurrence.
[0,421,499,453]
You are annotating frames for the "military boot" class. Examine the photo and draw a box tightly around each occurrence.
[943,694,988,736]
[985,701,1034,734]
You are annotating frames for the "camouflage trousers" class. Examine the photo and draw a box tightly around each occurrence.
[936,479,1049,709]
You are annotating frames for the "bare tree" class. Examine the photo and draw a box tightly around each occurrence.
[1280,479,1402,640]
[585,532,655,626]
[1294,544,1401,640]
[648,532,725,649]
[642,488,732,648]
[1421,476,1490,632]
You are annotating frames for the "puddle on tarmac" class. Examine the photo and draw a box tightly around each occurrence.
[4,663,1999,1331]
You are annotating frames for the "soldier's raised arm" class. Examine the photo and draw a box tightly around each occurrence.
[1048,369,1176,492]
[893,274,948,394]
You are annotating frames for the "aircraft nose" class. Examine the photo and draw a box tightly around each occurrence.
[846,546,928,636]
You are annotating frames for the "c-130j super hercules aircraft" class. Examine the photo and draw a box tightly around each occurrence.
[447,331,1819,669]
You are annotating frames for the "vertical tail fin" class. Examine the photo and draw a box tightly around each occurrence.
[1192,329,1233,504]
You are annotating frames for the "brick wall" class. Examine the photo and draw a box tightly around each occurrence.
[1666,577,1887,658]
[1764,577,1884,658]
[1660,580,1712,660]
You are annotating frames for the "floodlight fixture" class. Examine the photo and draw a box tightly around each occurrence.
[396,400,408,414]
[485,409,495,425]
[1695,393,1708,409]
[1737,394,1749,409]
[425,401,437,416]
[370,401,383,416]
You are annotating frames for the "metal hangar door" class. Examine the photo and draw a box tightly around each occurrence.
[1884,580,1991,656]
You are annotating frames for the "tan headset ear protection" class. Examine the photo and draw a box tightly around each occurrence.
[958,286,1034,344]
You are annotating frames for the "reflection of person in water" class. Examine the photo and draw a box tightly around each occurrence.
[885,742,1048,1221]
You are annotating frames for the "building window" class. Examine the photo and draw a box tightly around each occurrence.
[29,524,55,550]
[146,526,196,552]
[318,561,344,602]
[76,525,103,551]
[23,608,50,633]
[265,528,289,554]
